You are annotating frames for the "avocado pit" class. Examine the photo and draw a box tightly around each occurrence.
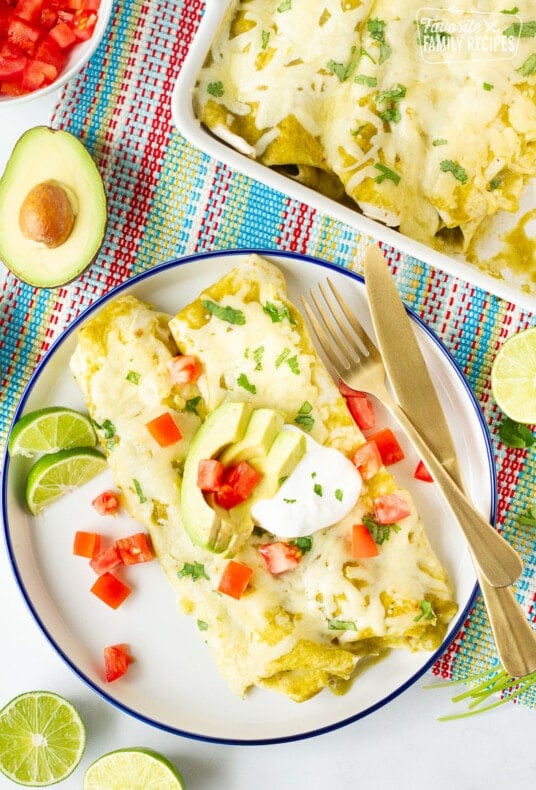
[19,180,75,249]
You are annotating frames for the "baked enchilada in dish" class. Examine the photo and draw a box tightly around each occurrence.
[192,0,536,254]
[70,255,457,701]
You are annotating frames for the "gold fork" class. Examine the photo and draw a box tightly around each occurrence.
[301,279,523,590]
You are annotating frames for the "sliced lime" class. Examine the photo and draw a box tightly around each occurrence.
[25,447,107,514]
[0,690,86,787]
[83,747,185,790]
[8,406,97,457]
[491,326,536,423]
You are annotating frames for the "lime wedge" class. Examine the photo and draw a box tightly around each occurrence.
[0,690,86,787]
[8,406,97,457]
[83,747,185,790]
[491,326,536,423]
[25,447,107,514]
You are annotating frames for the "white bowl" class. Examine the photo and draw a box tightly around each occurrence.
[0,0,114,107]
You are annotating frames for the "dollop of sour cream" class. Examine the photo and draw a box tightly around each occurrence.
[251,428,362,538]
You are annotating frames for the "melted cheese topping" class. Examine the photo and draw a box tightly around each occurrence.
[195,0,536,252]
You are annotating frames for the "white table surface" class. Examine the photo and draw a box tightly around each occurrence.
[1,95,536,790]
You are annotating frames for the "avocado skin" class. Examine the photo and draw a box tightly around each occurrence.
[0,126,107,288]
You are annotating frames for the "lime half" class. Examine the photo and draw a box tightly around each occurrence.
[0,691,86,787]
[83,747,185,790]
[25,447,107,514]
[491,326,536,424]
[8,407,97,457]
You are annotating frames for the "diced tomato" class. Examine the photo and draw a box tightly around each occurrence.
[345,395,376,431]
[214,461,262,509]
[48,20,76,48]
[367,427,405,466]
[115,532,154,566]
[217,560,253,599]
[338,380,367,399]
[34,35,67,71]
[351,523,379,558]
[414,460,434,482]
[0,0,100,97]
[373,492,411,525]
[90,572,131,609]
[7,17,41,54]
[145,412,183,447]
[104,643,132,682]
[13,0,45,25]
[90,543,122,575]
[258,541,302,574]
[197,458,224,492]
[21,57,56,88]
[73,530,101,558]
[352,439,382,480]
[0,53,26,79]
[92,489,121,516]
[167,354,202,386]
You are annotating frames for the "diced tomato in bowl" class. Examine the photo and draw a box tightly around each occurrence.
[0,0,113,103]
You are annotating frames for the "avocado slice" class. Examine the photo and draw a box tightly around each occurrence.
[214,427,307,556]
[219,408,284,466]
[181,400,254,552]
[0,126,107,287]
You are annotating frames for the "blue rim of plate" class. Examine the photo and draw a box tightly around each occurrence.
[1,248,493,745]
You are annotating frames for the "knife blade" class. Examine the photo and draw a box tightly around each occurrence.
[363,243,536,677]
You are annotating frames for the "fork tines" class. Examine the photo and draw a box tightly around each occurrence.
[300,279,377,374]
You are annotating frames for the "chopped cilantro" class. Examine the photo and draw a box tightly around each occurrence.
[290,536,313,553]
[326,58,356,82]
[503,20,536,37]
[263,301,296,324]
[237,373,256,394]
[202,299,245,325]
[328,619,357,631]
[517,53,536,76]
[363,513,400,545]
[95,418,117,449]
[126,370,140,384]
[275,348,290,368]
[373,163,400,185]
[501,6,519,13]
[432,138,448,146]
[286,355,300,375]
[178,561,209,581]
[261,30,270,49]
[357,45,376,63]
[414,600,436,622]
[498,417,535,448]
[440,159,469,185]
[335,489,344,501]
[483,82,494,91]
[367,18,391,63]
[133,479,147,504]
[488,177,502,191]
[375,83,406,124]
[197,619,209,631]
[252,345,265,370]
[294,401,314,431]
[207,81,224,97]
[277,0,291,11]
[313,483,323,497]
[185,395,202,414]
[283,497,297,504]
[354,74,377,87]
[516,501,536,527]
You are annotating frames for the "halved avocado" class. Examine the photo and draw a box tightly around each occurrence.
[0,126,107,287]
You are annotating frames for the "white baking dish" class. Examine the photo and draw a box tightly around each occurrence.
[171,0,536,312]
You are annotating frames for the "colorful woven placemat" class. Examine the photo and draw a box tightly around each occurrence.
[1,0,536,710]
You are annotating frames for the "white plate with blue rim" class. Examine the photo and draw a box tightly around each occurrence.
[1,249,492,744]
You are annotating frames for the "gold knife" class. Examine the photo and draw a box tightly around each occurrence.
[364,243,536,677]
